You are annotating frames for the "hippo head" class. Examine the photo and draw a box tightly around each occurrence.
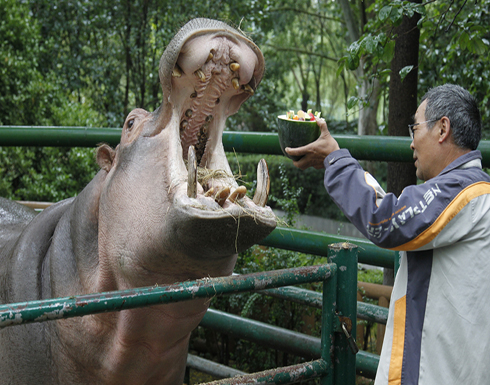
[95,19,276,282]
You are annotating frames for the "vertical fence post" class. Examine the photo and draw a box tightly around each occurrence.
[320,265,337,385]
[328,242,358,385]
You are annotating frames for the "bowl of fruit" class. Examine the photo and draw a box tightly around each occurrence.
[277,109,321,161]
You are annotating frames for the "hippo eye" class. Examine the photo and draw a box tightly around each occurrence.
[127,119,135,130]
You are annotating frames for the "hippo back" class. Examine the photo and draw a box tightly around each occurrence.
[0,197,37,250]
[0,198,73,383]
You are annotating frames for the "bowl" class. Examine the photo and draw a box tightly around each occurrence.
[277,115,320,161]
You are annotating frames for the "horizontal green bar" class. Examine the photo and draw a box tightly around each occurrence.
[259,227,395,269]
[3,126,490,166]
[357,302,389,324]
[201,308,379,379]
[261,285,388,325]
[0,264,335,328]
[201,308,321,359]
[203,359,329,385]
[0,126,122,147]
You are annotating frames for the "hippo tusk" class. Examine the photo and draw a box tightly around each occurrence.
[242,84,254,95]
[229,186,247,203]
[253,159,270,207]
[172,65,183,78]
[187,146,197,198]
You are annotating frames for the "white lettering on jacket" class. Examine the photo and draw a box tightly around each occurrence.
[366,184,441,238]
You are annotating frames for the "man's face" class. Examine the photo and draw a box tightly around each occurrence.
[410,100,441,181]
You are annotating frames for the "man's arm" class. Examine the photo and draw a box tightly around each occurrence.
[285,118,340,170]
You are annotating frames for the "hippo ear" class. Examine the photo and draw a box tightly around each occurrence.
[96,144,117,172]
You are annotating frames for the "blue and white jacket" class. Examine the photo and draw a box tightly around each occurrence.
[324,149,490,385]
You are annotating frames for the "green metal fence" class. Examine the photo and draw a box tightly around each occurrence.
[3,126,488,383]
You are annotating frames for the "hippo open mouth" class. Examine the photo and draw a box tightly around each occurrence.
[149,18,275,256]
[158,20,272,217]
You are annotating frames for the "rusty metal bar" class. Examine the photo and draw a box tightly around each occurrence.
[0,264,335,328]
[187,354,247,379]
[200,359,329,385]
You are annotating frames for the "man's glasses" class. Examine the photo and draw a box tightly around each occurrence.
[408,118,441,139]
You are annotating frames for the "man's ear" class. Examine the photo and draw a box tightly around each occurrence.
[96,144,117,172]
[439,116,451,143]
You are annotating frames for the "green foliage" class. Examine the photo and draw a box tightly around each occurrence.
[337,1,426,85]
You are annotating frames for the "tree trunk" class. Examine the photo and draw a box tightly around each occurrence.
[385,2,421,284]
[338,0,381,137]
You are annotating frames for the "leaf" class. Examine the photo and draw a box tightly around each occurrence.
[379,6,392,22]
[468,37,487,55]
[347,96,359,109]
[363,34,377,54]
[390,7,404,24]
[336,57,347,77]
[459,32,470,50]
[399,65,414,82]
[382,40,395,62]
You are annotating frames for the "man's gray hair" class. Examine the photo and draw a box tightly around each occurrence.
[421,84,481,150]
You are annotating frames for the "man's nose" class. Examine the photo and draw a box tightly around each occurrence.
[410,140,415,150]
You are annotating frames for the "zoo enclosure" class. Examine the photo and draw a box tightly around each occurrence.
[1,126,490,383]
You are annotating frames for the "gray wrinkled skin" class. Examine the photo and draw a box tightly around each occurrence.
[0,18,275,385]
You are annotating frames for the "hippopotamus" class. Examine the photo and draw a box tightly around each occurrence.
[0,18,276,384]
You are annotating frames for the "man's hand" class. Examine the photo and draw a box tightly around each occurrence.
[285,118,340,170]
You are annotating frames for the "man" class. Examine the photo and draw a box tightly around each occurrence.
[286,84,490,384]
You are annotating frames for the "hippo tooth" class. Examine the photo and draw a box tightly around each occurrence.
[214,187,231,207]
[253,159,270,207]
[187,145,197,199]
[195,69,206,82]
[230,62,240,72]
[232,78,240,90]
[172,65,182,78]
[185,109,193,118]
[229,186,247,203]
[204,187,215,197]
[180,120,188,131]
[242,84,255,95]
[206,52,214,62]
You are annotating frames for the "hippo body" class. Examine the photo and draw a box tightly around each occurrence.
[0,18,275,384]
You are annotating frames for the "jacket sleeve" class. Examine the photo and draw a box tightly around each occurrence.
[323,149,472,250]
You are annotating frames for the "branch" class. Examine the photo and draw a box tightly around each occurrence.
[269,7,345,23]
[264,44,339,62]
[445,0,468,32]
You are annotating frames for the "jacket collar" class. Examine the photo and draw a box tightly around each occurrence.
[439,150,482,176]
